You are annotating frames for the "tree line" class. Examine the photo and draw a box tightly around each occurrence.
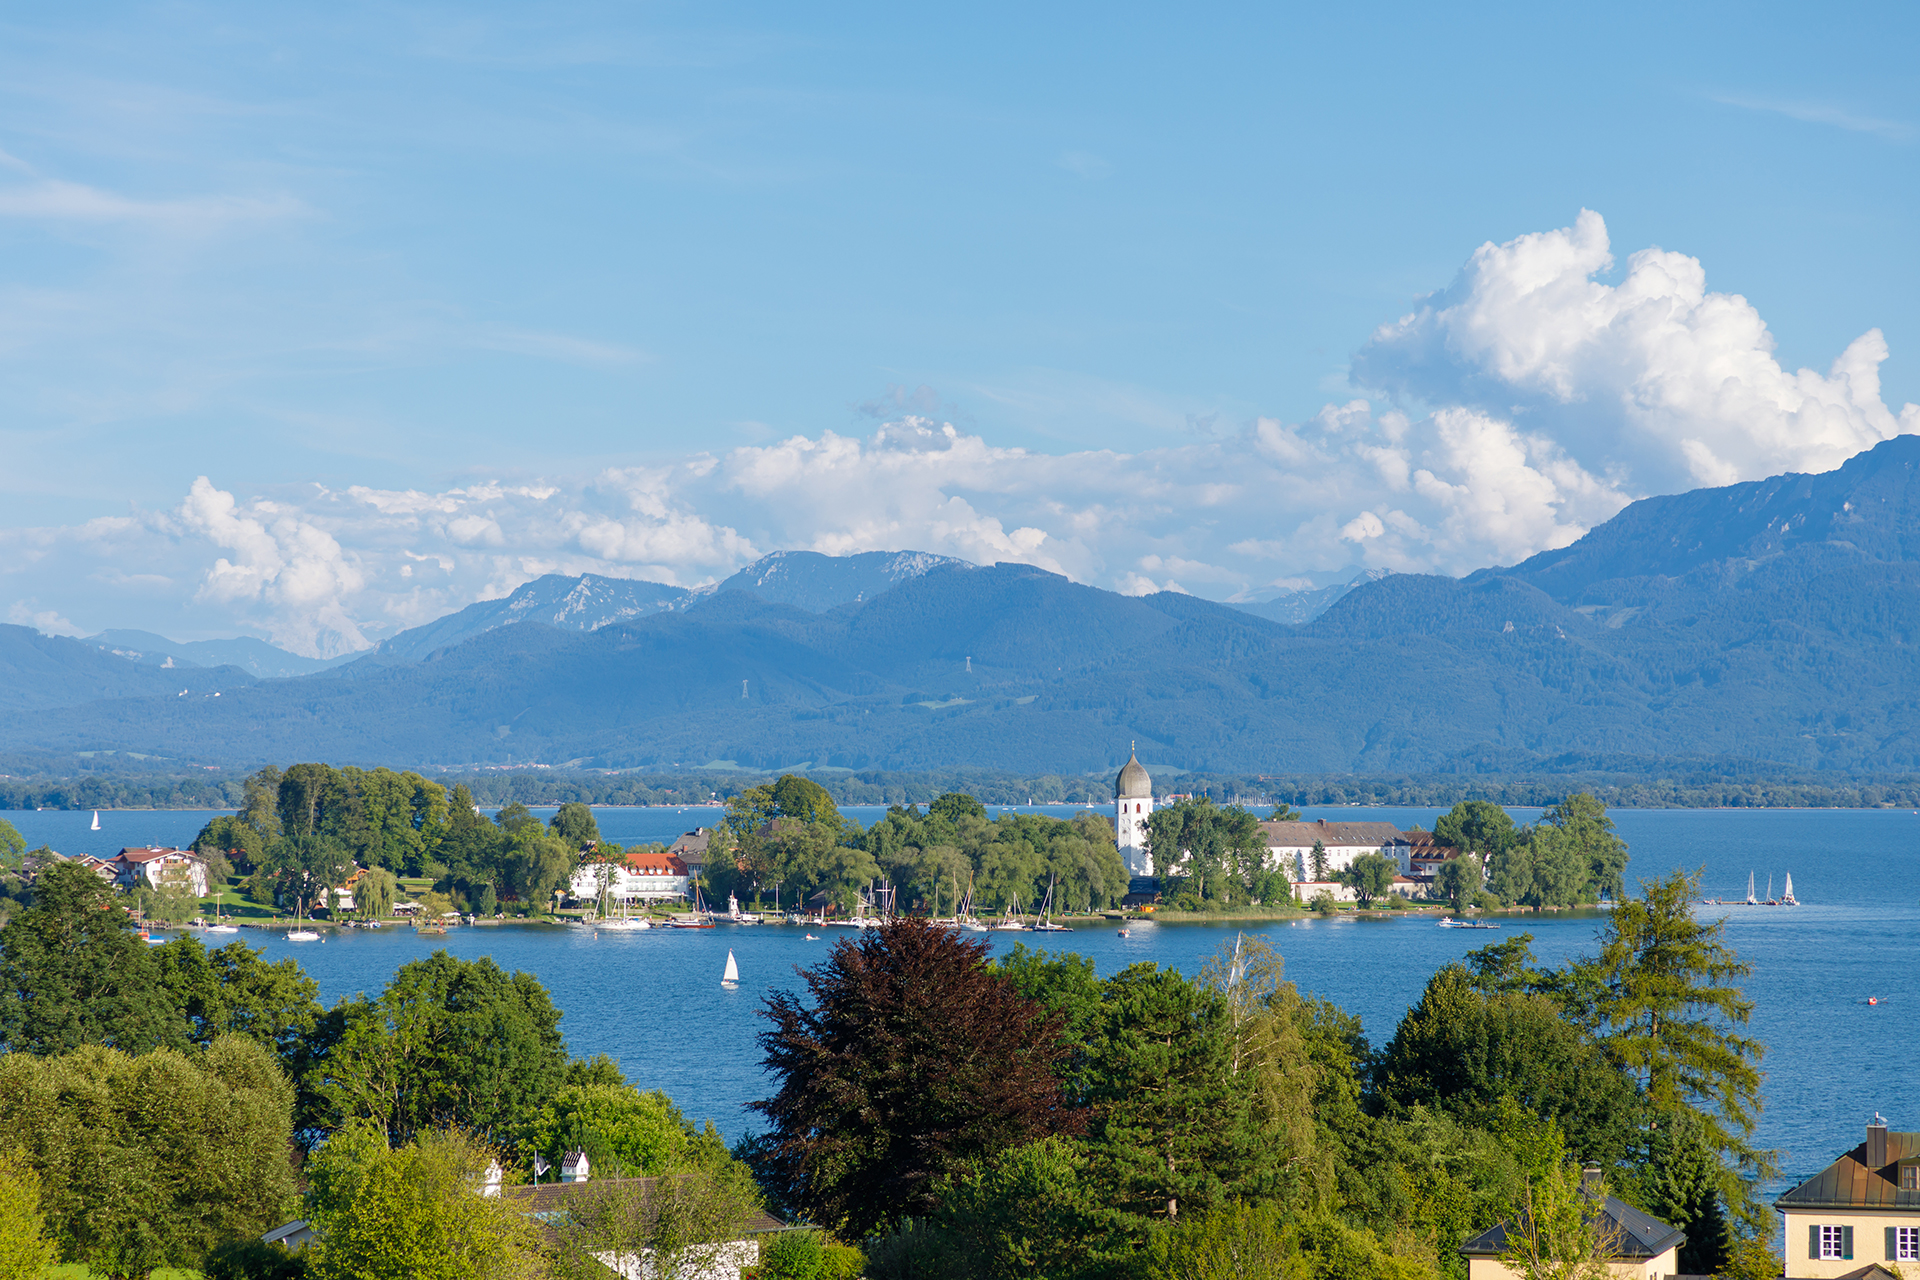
[745,873,1779,1280]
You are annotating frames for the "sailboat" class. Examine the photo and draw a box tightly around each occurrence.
[1744,871,1757,906]
[721,949,739,988]
[90,810,101,831]
[207,897,239,934]
[993,891,1027,931]
[287,895,319,942]
[1030,873,1073,932]
[957,872,988,932]
[670,885,716,928]
[1782,873,1798,906]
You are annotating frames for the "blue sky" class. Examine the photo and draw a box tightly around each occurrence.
[2,1,1917,654]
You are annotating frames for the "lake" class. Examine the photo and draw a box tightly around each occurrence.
[7,801,1915,1198]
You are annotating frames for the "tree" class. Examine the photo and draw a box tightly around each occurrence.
[1434,855,1481,913]
[928,792,987,824]
[1338,853,1396,907]
[265,834,354,917]
[750,919,1078,1237]
[0,820,22,867]
[0,860,185,1055]
[305,1126,541,1280]
[1148,1202,1441,1280]
[546,1163,770,1280]
[240,766,284,842]
[1498,1161,1620,1280]
[1638,1110,1730,1276]
[914,1136,1118,1280]
[1435,800,1517,858]
[1371,966,1640,1166]
[1144,799,1266,903]
[1579,868,1768,1221]
[193,815,265,871]
[550,802,601,849]
[0,1036,299,1275]
[1308,840,1329,882]
[1539,793,1629,903]
[1080,963,1262,1225]
[520,1083,707,1178]
[0,1149,57,1280]
[355,867,397,920]
[307,951,570,1147]
[151,935,324,1071]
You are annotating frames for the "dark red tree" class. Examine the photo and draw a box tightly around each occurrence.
[749,918,1081,1236]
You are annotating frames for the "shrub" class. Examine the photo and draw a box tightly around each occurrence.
[205,1238,309,1280]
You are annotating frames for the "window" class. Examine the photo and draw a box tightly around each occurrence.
[1904,1164,1920,1190]
[1898,1226,1920,1262]
[1818,1224,1851,1260]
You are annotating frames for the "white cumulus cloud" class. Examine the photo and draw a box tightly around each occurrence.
[5,211,1914,656]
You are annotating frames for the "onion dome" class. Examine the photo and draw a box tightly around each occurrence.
[1116,749,1152,800]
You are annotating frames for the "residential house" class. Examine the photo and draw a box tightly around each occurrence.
[22,849,117,887]
[109,847,209,897]
[667,828,713,875]
[1459,1171,1684,1279]
[1259,819,1404,882]
[1775,1114,1920,1278]
[570,850,691,906]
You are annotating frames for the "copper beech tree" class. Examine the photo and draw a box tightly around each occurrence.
[750,919,1081,1237]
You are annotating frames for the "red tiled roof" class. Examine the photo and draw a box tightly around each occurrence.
[616,851,689,876]
[115,846,197,864]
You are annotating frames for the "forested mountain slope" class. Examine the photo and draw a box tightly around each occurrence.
[8,439,1920,773]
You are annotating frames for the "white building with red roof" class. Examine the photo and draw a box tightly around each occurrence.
[108,847,209,897]
[570,849,690,906]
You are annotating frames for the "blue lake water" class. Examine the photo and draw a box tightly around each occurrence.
[8,801,1917,1198]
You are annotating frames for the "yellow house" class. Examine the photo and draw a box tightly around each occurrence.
[1459,1175,1684,1280]
[1775,1114,1920,1279]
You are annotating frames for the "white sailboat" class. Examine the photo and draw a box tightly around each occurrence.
[993,892,1027,931]
[1744,871,1757,906]
[1782,873,1798,906]
[721,949,739,988]
[90,810,101,831]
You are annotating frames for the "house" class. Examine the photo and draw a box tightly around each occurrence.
[667,828,713,873]
[504,1169,786,1280]
[325,866,367,913]
[109,847,209,897]
[1259,819,1404,882]
[1459,1170,1684,1279]
[22,849,117,887]
[1386,831,1467,879]
[570,850,691,906]
[1774,1114,1920,1278]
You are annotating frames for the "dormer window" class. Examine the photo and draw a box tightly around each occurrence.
[1904,1164,1919,1190]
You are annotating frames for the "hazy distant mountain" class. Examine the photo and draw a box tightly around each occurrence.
[716,549,973,611]
[12,439,1920,775]
[1228,569,1394,624]
[376,550,972,661]
[87,629,355,679]
[0,626,256,712]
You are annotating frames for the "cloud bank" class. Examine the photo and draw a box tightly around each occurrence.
[4,211,1913,656]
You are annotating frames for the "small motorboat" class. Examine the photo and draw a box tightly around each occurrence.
[805,933,819,940]
[1117,928,1130,938]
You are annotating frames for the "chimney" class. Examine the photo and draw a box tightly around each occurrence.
[1868,1114,1889,1169]
[1581,1165,1603,1194]
[481,1160,503,1197]
[560,1150,591,1184]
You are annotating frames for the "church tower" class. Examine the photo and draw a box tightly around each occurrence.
[1114,745,1154,875]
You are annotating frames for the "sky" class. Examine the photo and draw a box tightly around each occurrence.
[2,1,1917,657]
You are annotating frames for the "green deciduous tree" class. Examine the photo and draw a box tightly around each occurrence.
[306,950,570,1147]
[1436,800,1517,858]
[545,1162,771,1280]
[1434,854,1481,913]
[304,1126,541,1280]
[0,1149,57,1280]
[520,1083,709,1178]
[0,820,23,866]
[550,802,601,849]
[1144,798,1267,905]
[0,1036,299,1277]
[750,919,1078,1237]
[151,935,324,1072]
[193,815,266,871]
[0,860,185,1055]
[1338,852,1397,907]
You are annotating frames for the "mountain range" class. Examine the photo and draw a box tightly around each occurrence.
[7,436,1920,775]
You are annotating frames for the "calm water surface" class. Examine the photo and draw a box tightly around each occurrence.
[9,802,1917,1194]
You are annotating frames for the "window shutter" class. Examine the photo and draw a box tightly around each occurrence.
[1891,1227,1900,1261]
[1844,1224,1854,1259]
[1810,1225,1820,1259]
